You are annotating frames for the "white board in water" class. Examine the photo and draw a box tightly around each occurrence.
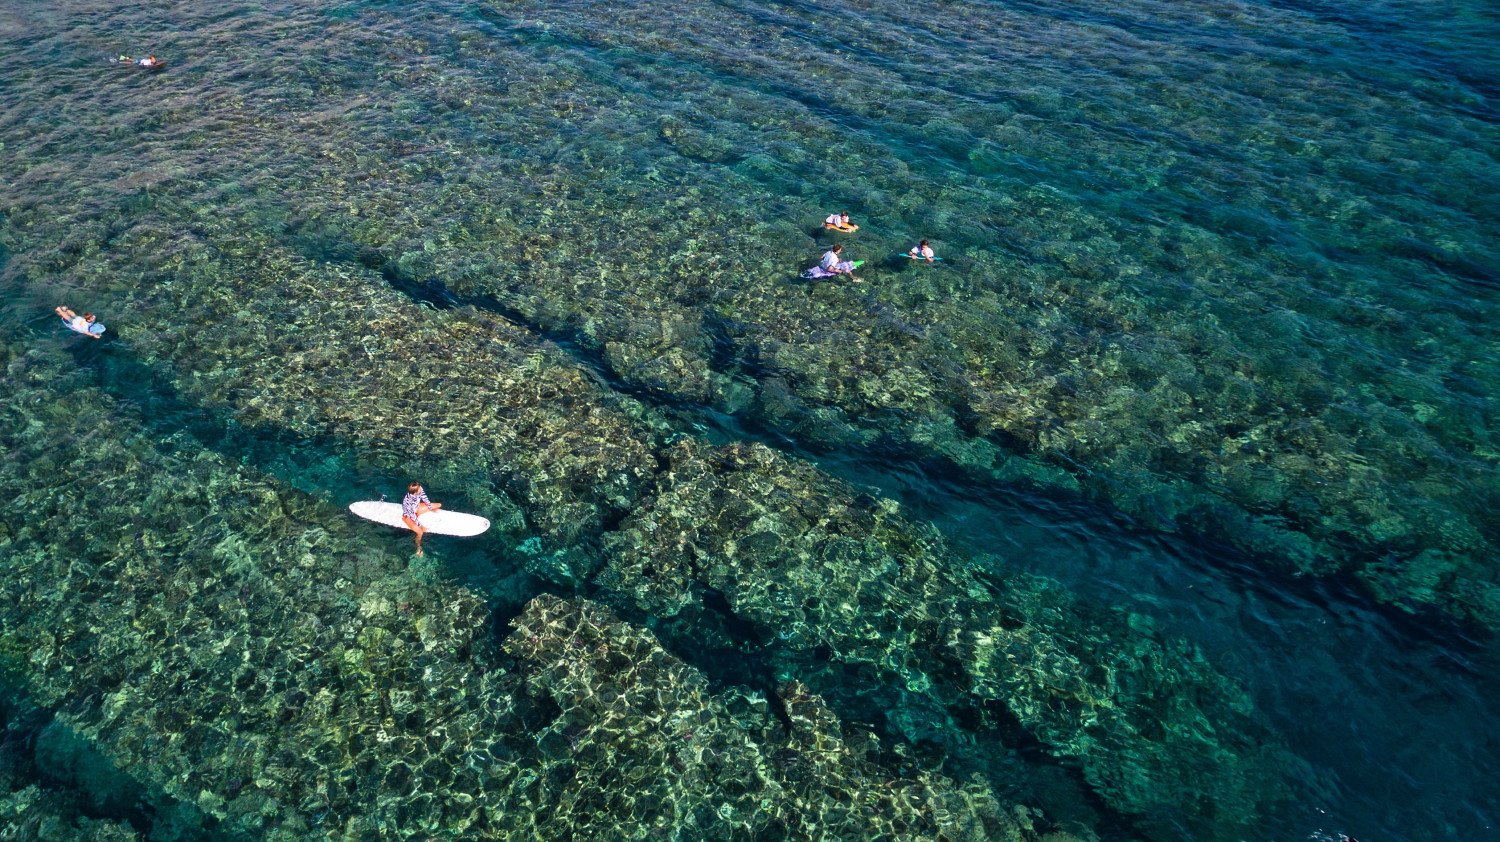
[62,319,104,336]
[348,501,491,537]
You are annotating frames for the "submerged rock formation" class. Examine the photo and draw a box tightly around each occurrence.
[0,341,1041,839]
[0,218,1309,835]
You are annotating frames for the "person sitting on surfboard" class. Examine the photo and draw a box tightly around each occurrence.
[402,482,442,556]
[55,306,105,339]
[908,240,936,262]
[823,212,858,232]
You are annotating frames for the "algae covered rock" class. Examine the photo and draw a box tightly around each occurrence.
[188,0,1496,629]
[0,341,1044,840]
[500,594,1033,841]
[598,438,1300,836]
[0,684,161,841]
[0,784,141,842]
[2,205,1306,836]
[1,108,1317,836]
[73,224,659,565]
[0,344,508,837]
[0,1,1488,839]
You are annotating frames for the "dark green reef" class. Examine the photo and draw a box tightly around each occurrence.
[0,225,1303,838]
[0,0,1494,839]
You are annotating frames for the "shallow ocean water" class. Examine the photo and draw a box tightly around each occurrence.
[0,0,1496,840]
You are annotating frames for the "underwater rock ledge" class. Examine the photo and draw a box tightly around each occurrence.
[0,340,1059,839]
[0,218,1314,837]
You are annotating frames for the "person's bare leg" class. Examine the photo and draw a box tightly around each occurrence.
[403,515,426,556]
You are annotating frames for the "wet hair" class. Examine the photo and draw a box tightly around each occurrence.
[840,211,849,217]
[831,244,843,253]
[83,313,95,321]
[919,240,929,247]
[408,482,421,493]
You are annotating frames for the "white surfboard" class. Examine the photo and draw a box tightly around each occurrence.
[348,501,491,537]
[62,318,105,336]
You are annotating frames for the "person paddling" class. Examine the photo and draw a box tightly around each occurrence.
[815,244,862,283]
[401,482,442,556]
[55,306,105,339]
[907,239,936,262]
[823,211,858,232]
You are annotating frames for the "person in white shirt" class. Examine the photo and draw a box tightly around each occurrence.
[54,306,105,339]
[823,212,857,232]
[813,245,861,282]
[908,239,936,262]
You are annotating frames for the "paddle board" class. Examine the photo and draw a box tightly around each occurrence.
[802,259,864,279]
[62,318,105,336]
[904,254,943,261]
[348,501,491,537]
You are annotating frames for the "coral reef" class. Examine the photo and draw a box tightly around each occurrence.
[0,209,1306,834]
[1,0,1496,639]
[598,439,1297,836]
[185,0,1493,627]
[3,0,1487,836]
[68,221,659,570]
[0,691,148,842]
[500,594,1035,840]
[0,341,1043,840]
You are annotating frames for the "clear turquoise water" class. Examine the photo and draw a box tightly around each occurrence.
[0,0,1496,839]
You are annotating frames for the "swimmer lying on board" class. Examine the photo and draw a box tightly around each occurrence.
[823,211,858,232]
[816,245,863,282]
[55,306,105,338]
